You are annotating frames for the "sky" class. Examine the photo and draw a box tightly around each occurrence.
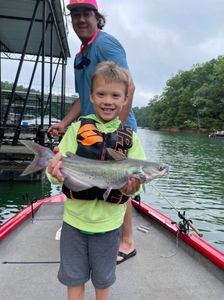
[2,0,224,107]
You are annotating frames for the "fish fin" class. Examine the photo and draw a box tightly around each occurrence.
[21,156,43,176]
[65,152,91,161]
[63,175,93,192]
[20,140,54,176]
[106,148,126,161]
[103,188,112,200]
[129,169,147,184]
[65,152,76,159]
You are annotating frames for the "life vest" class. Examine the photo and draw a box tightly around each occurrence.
[62,118,133,204]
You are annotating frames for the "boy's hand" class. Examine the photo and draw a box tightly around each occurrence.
[47,152,64,182]
[120,178,140,196]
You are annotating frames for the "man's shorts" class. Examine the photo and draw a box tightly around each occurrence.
[58,222,120,289]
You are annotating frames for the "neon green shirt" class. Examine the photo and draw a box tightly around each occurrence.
[46,115,146,233]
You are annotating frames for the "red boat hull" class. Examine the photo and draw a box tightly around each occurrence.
[0,194,66,241]
[132,199,224,270]
[0,194,223,270]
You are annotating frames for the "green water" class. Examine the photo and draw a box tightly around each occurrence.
[0,180,61,224]
[0,129,224,252]
[138,129,224,253]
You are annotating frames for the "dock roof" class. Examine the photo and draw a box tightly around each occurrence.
[0,0,70,58]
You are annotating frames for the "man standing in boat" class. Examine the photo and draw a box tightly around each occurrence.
[48,0,137,264]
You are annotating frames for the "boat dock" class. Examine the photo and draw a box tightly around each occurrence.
[209,130,224,138]
[0,144,40,181]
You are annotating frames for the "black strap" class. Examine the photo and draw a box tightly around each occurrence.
[62,185,129,204]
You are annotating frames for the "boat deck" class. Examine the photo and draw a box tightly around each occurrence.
[0,202,223,299]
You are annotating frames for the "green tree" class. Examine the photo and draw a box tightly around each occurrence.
[134,56,224,131]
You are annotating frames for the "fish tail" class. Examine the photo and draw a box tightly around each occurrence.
[20,140,54,176]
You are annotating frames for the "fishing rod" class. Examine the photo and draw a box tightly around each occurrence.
[151,184,203,238]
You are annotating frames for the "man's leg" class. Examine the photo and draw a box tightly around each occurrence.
[117,199,136,263]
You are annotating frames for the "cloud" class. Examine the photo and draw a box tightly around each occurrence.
[2,0,224,108]
[92,0,224,107]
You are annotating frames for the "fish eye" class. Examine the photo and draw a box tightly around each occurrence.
[159,166,165,171]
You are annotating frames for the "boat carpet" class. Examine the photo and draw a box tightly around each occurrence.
[0,203,223,299]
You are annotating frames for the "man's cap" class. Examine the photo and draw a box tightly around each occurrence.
[67,0,98,12]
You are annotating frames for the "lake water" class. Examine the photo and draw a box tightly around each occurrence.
[0,129,224,253]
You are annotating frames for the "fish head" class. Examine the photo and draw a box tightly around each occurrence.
[142,162,169,183]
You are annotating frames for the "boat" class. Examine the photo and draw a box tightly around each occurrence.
[0,194,223,299]
[209,130,224,138]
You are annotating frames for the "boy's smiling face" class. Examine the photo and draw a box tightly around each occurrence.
[90,76,128,123]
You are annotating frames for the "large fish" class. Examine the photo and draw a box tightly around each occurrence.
[21,140,169,200]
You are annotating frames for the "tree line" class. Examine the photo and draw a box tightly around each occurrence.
[2,55,224,131]
[1,81,38,93]
[134,56,224,131]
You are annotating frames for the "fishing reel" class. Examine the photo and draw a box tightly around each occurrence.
[46,131,60,150]
[172,211,203,237]
[172,211,191,235]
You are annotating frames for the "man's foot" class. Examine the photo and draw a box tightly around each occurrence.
[116,249,137,265]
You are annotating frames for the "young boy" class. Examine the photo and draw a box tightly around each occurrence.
[46,61,145,300]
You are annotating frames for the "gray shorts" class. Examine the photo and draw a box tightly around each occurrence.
[58,222,120,289]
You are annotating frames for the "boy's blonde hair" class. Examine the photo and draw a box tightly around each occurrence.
[90,61,130,96]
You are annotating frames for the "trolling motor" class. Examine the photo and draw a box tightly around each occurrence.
[172,211,203,237]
